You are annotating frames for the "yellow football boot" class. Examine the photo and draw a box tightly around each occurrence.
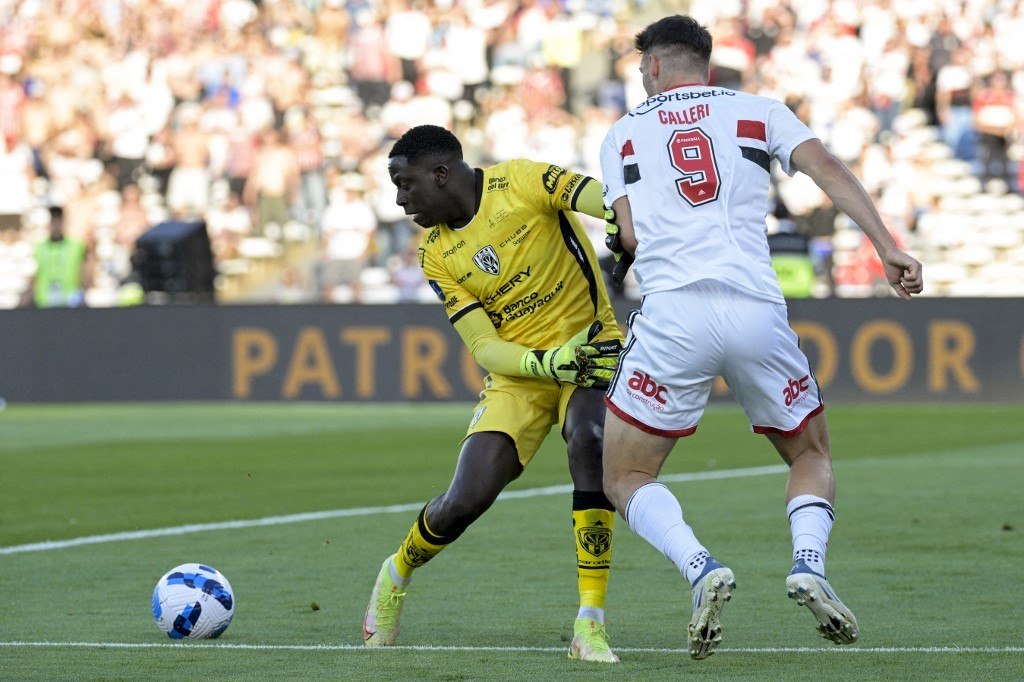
[568,618,620,663]
[362,555,407,646]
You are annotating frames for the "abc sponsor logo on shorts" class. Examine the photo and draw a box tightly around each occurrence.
[626,370,668,411]
[783,375,810,407]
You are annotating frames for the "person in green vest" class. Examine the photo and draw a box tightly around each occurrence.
[30,206,90,307]
[767,220,816,298]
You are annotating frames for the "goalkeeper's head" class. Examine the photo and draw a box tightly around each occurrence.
[387,125,475,229]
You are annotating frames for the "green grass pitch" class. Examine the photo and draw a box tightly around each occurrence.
[1,403,1022,680]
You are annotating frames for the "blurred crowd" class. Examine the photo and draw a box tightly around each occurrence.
[0,0,1022,307]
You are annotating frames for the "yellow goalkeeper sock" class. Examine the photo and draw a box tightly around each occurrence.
[393,504,458,581]
[572,491,616,613]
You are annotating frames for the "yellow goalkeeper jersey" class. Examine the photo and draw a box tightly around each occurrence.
[419,159,621,349]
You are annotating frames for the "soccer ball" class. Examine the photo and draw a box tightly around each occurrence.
[152,563,235,639]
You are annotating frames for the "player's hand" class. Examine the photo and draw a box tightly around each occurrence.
[573,334,623,389]
[604,208,635,286]
[521,321,622,389]
[881,248,923,300]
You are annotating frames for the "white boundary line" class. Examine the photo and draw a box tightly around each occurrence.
[4,460,1020,659]
[0,465,788,556]
[0,641,1020,654]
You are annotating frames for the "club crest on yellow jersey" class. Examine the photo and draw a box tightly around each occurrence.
[473,246,500,275]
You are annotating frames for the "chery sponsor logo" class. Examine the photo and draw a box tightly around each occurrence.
[483,266,531,305]
[626,370,668,411]
[783,375,811,407]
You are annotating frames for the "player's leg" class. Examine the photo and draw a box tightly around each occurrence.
[363,432,521,646]
[364,376,556,646]
[561,386,619,663]
[721,292,857,644]
[434,432,524,526]
[602,409,735,660]
[766,412,836,580]
[602,288,737,660]
[769,418,858,645]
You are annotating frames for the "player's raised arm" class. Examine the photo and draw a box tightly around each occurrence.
[789,138,924,300]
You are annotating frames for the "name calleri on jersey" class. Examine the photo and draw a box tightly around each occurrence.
[600,84,817,303]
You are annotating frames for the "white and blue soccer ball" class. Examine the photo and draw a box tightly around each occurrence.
[152,563,235,639]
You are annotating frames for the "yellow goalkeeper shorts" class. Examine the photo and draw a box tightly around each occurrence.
[462,374,578,467]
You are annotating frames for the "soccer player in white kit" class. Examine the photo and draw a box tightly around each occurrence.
[598,16,924,660]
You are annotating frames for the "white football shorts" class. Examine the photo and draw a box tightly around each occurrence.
[605,279,823,438]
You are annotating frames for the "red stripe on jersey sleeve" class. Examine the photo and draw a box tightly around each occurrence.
[620,139,634,158]
[737,120,766,141]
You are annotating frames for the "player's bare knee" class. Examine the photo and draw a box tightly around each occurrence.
[601,471,630,513]
[787,444,831,468]
[567,423,604,479]
[567,419,603,457]
[770,420,831,467]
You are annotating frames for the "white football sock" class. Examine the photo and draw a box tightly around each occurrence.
[577,606,604,624]
[625,482,709,585]
[787,494,834,576]
[388,557,410,587]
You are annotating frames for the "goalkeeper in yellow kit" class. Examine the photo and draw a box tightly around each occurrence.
[362,125,624,663]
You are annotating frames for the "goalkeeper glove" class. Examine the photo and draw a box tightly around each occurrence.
[520,321,622,389]
[604,208,635,286]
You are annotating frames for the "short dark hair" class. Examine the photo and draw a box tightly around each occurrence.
[634,15,713,70]
[388,125,463,166]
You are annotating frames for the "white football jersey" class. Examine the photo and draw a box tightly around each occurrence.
[600,84,816,303]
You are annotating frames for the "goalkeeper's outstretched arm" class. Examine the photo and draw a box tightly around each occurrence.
[452,307,619,388]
